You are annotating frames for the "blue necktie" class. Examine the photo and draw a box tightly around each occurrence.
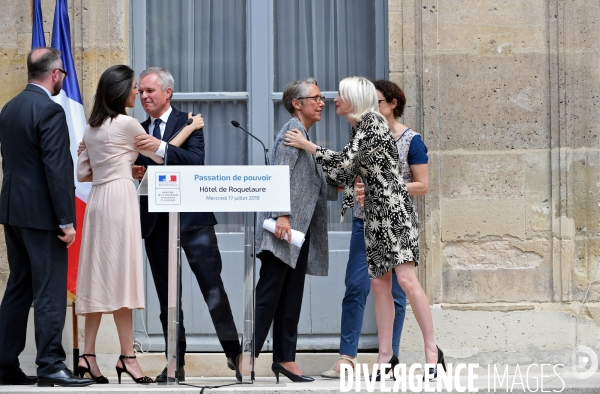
[152,118,162,140]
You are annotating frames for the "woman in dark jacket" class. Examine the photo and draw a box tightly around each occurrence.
[251,78,338,383]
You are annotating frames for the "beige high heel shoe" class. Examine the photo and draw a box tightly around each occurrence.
[320,355,357,378]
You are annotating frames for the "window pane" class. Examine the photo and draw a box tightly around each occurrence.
[147,0,247,92]
[274,102,352,231]
[273,0,377,92]
[175,100,248,232]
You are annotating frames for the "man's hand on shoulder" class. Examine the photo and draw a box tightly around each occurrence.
[58,226,76,248]
[134,134,161,152]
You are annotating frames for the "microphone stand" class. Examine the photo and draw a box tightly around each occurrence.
[161,117,192,384]
[230,120,269,382]
[164,118,194,165]
[231,120,269,166]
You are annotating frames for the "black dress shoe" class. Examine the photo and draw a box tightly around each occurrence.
[226,357,236,371]
[155,365,185,383]
[37,369,94,387]
[0,369,37,385]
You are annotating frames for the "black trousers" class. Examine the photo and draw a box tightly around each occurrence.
[0,224,67,377]
[145,213,240,364]
[254,230,310,362]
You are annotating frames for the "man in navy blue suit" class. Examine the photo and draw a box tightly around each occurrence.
[0,48,93,387]
[133,67,240,382]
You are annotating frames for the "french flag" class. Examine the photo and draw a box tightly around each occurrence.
[38,0,90,300]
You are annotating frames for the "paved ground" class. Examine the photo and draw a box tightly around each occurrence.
[0,369,598,393]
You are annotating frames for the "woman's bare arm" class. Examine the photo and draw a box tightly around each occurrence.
[169,112,204,147]
[406,164,429,195]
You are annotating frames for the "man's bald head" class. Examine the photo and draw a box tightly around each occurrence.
[27,47,62,82]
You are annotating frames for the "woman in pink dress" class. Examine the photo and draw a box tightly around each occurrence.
[75,65,201,384]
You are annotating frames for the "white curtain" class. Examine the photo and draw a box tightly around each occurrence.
[147,0,247,93]
[274,0,378,230]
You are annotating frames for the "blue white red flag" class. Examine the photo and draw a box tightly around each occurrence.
[32,0,46,48]
[49,0,90,300]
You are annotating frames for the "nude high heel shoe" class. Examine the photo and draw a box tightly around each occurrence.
[320,355,357,379]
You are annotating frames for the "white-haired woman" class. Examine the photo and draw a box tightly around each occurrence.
[284,76,445,380]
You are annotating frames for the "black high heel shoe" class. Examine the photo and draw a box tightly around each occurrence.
[424,346,446,381]
[371,354,399,381]
[76,354,109,384]
[271,362,314,383]
[115,355,153,384]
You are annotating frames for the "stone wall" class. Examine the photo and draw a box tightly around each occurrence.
[391,0,600,364]
[0,0,129,297]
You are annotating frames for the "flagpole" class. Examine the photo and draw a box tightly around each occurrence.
[49,0,87,373]
[72,302,79,371]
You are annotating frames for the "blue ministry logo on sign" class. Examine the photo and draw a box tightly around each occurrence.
[157,173,180,188]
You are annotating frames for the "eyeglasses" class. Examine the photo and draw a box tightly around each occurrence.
[55,68,68,77]
[377,99,387,105]
[297,95,326,103]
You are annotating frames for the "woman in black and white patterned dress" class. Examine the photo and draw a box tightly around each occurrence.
[284,76,445,379]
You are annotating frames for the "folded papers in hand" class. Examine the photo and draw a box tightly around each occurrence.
[263,218,305,247]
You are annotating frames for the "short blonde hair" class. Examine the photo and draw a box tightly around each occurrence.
[338,76,380,123]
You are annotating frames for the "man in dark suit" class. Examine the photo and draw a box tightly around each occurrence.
[0,48,93,387]
[133,67,241,382]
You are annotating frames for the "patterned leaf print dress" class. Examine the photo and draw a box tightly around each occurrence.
[315,111,419,279]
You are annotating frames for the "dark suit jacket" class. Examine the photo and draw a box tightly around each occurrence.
[0,84,75,231]
[136,106,217,238]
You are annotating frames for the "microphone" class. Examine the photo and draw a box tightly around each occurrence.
[164,117,195,165]
[231,120,270,165]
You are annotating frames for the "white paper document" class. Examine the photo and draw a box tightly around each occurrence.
[263,218,305,247]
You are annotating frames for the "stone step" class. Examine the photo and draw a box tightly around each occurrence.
[0,375,597,394]
[2,359,598,393]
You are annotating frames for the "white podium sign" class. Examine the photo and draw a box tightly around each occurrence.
[147,165,290,212]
